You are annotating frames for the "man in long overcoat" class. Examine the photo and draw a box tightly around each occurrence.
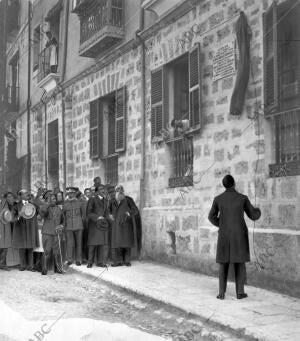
[112,185,142,266]
[12,190,39,271]
[0,192,16,270]
[86,184,109,268]
[208,175,261,299]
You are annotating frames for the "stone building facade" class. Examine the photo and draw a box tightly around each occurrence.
[1,0,299,296]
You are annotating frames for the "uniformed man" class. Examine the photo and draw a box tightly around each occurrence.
[63,187,85,266]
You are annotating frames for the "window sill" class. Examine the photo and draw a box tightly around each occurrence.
[169,176,193,188]
[101,153,118,160]
[269,160,300,177]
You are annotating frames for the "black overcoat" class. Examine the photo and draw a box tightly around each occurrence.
[112,196,141,249]
[208,188,261,263]
[12,202,39,249]
[86,196,109,246]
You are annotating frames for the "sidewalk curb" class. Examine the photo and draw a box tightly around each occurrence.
[69,265,259,341]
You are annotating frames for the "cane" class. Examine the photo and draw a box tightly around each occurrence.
[56,228,65,273]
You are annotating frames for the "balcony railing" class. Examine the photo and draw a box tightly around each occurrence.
[4,85,19,112]
[78,0,124,57]
[105,154,118,186]
[169,137,193,188]
[38,45,58,83]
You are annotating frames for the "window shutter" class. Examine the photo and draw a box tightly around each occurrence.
[89,99,99,159]
[151,68,163,139]
[263,1,278,114]
[115,86,126,152]
[189,43,202,128]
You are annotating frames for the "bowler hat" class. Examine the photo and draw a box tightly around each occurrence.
[0,208,13,224]
[66,187,77,193]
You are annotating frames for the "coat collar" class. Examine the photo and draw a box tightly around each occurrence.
[225,188,236,192]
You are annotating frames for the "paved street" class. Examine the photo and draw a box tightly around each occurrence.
[0,267,244,341]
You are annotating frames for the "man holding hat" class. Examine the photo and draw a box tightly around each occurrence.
[208,175,261,300]
[63,187,85,266]
[0,192,16,270]
[12,189,39,271]
[86,184,109,268]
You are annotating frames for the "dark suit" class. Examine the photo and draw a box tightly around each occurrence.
[86,195,109,265]
[208,188,261,295]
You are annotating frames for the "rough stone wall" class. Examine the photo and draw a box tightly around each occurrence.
[142,0,300,296]
[66,46,143,202]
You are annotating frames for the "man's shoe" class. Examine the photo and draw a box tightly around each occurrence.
[41,269,47,275]
[237,293,248,299]
[124,262,131,267]
[55,269,64,274]
[97,263,107,268]
[19,267,26,271]
[217,294,225,300]
[111,263,122,267]
[27,267,36,272]
[75,261,81,266]
[67,261,73,266]
[0,266,10,271]
[87,263,92,268]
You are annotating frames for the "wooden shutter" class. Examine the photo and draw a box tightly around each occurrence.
[48,119,59,176]
[115,86,126,152]
[189,43,202,128]
[151,68,163,139]
[263,2,278,114]
[89,99,103,159]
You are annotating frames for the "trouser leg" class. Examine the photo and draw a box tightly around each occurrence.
[42,235,52,272]
[123,248,131,263]
[27,249,34,268]
[98,244,108,264]
[111,248,121,264]
[234,263,246,295]
[0,248,8,268]
[74,230,83,263]
[65,230,75,263]
[53,235,63,273]
[219,263,229,295]
[88,246,96,264]
[19,249,27,268]
[82,224,88,263]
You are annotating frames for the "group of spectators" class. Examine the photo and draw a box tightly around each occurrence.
[0,177,142,275]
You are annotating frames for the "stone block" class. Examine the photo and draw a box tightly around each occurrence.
[252,159,265,174]
[166,216,180,232]
[126,160,132,171]
[182,216,198,231]
[235,161,249,175]
[217,114,224,123]
[209,10,224,29]
[280,178,297,199]
[217,25,230,42]
[214,167,231,178]
[194,237,200,254]
[214,130,229,143]
[214,149,225,162]
[244,0,255,9]
[232,128,242,138]
[204,144,211,156]
[200,228,209,238]
[201,243,210,255]
[204,113,214,124]
[194,145,202,159]
[228,145,240,160]
[278,205,296,226]
[222,77,233,90]
[177,235,191,253]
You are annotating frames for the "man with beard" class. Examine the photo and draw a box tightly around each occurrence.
[12,190,39,271]
[0,192,16,270]
[86,185,109,268]
[113,185,142,266]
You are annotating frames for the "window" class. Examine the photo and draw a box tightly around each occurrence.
[48,119,59,177]
[33,26,41,72]
[264,0,300,176]
[150,43,202,140]
[89,87,126,181]
[6,52,19,111]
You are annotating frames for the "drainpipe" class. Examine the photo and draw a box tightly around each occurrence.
[27,0,32,190]
[136,6,146,211]
[61,0,70,194]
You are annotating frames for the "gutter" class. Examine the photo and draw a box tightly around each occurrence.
[61,0,70,194]
[136,5,146,212]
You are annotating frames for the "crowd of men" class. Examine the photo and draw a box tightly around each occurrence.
[0,177,142,275]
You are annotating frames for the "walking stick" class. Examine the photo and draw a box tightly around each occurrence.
[56,228,65,273]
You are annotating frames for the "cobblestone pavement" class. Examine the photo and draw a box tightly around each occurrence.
[0,267,246,341]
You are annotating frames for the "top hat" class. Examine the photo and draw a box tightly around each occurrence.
[20,203,36,220]
[0,208,13,224]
